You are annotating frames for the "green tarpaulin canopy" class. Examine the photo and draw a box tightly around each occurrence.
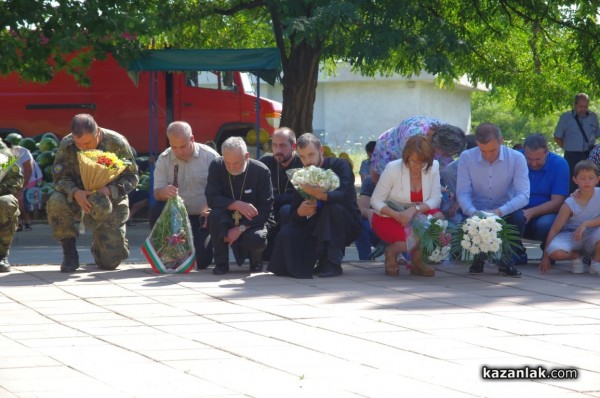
[128,48,281,85]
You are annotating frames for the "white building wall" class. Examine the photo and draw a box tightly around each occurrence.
[259,64,476,153]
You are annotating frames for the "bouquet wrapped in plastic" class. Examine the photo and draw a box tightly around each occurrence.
[451,212,521,262]
[286,165,340,199]
[77,150,127,190]
[77,150,128,232]
[385,200,452,263]
[408,214,452,263]
[142,196,196,273]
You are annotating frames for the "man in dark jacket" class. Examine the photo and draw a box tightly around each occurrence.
[268,133,361,278]
[205,136,274,275]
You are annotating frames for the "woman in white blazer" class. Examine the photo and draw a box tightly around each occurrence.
[370,136,442,277]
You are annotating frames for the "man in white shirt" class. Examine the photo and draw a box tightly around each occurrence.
[152,121,219,270]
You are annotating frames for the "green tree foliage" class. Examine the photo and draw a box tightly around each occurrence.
[471,90,562,150]
[0,0,158,84]
[3,1,600,135]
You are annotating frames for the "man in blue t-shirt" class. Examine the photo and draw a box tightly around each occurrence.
[522,133,569,258]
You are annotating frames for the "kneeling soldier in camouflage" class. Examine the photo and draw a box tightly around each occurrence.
[47,114,138,272]
[0,138,24,273]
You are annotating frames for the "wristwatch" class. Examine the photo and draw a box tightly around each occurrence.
[238,225,247,233]
[415,205,421,212]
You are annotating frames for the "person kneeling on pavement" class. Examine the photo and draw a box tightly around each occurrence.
[0,138,24,273]
[205,137,273,275]
[47,114,138,273]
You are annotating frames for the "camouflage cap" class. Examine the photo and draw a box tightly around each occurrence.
[87,192,113,223]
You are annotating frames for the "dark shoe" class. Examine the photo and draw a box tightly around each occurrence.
[369,242,387,260]
[581,256,592,266]
[313,260,323,275]
[23,223,32,231]
[212,263,230,275]
[59,238,80,273]
[16,224,23,232]
[196,263,209,270]
[126,220,136,227]
[60,257,80,273]
[0,257,11,273]
[249,248,264,273]
[469,258,484,274]
[249,262,263,273]
[498,263,522,278]
[318,262,343,278]
[512,252,528,266]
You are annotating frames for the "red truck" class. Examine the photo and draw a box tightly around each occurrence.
[0,53,282,154]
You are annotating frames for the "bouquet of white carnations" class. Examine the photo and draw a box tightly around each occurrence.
[408,214,452,263]
[451,212,521,262]
[0,150,18,183]
[286,165,340,199]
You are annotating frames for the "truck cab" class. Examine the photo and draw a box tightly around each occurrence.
[0,53,282,155]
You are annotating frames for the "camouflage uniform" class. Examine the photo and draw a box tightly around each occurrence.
[0,145,23,259]
[47,128,138,270]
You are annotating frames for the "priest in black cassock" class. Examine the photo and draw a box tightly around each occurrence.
[258,127,303,261]
[205,136,274,275]
[268,133,362,278]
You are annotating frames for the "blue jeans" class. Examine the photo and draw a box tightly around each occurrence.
[354,218,381,260]
[524,213,557,250]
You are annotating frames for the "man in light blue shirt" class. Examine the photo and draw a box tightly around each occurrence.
[457,123,530,277]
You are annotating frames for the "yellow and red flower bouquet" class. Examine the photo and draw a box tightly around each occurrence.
[77,149,127,191]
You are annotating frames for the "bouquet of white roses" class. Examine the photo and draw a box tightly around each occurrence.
[451,212,521,262]
[0,150,18,184]
[286,165,340,199]
[408,214,452,263]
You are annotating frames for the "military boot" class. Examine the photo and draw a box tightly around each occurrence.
[60,238,80,273]
[0,255,11,273]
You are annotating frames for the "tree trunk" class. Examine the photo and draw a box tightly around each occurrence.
[280,40,322,136]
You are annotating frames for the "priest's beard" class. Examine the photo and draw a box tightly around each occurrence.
[229,160,248,176]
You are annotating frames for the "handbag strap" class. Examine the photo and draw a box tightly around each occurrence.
[573,111,591,149]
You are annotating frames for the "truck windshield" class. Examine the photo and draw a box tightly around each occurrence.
[239,72,255,95]
[185,71,252,93]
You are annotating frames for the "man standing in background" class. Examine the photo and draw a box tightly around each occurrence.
[555,93,600,192]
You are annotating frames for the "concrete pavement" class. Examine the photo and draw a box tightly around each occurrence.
[1,221,600,397]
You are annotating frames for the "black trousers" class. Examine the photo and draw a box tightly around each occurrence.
[564,150,590,193]
[208,208,267,267]
[149,201,214,269]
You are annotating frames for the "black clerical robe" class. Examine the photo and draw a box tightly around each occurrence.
[205,158,274,266]
[258,153,303,260]
[258,153,302,209]
[267,157,362,278]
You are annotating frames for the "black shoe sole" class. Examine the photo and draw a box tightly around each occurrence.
[318,269,343,278]
[212,267,229,275]
[498,268,522,278]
